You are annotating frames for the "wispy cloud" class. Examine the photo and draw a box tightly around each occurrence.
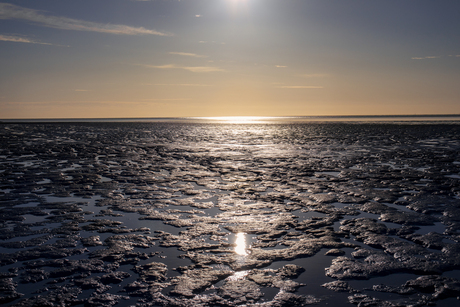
[299,73,330,78]
[147,83,213,87]
[199,40,225,45]
[169,52,208,58]
[0,3,171,36]
[411,56,441,60]
[0,34,53,45]
[4,100,146,106]
[4,99,191,106]
[276,85,324,89]
[144,64,225,73]
[140,98,192,101]
[275,65,287,68]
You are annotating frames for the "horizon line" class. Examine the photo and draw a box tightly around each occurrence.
[2,114,460,123]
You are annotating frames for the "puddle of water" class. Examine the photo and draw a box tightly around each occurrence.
[268,250,351,305]
[227,270,250,281]
[357,211,380,219]
[36,178,51,184]
[29,222,61,231]
[126,217,183,236]
[316,171,341,177]
[0,233,49,244]
[16,161,36,167]
[442,269,460,279]
[292,209,328,220]
[228,232,256,252]
[45,194,102,208]
[413,222,445,235]
[400,190,420,195]
[23,214,48,224]
[436,297,460,307]
[235,232,248,256]
[382,202,413,213]
[100,176,112,182]
[14,202,41,208]
[380,220,402,229]
[348,272,420,290]
[331,202,349,209]
[60,163,82,172]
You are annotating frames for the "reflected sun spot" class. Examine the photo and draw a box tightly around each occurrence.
[235,232,248,256]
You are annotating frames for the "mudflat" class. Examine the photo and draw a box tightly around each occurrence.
[1,121,460,306]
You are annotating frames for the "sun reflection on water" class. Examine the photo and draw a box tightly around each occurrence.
[227,270,249,282]
[195,116,280,124]
[235,232,248,256]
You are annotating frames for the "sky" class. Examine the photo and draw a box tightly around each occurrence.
[0,0,459,119]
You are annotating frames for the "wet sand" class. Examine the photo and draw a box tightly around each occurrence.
[1,121,460,306]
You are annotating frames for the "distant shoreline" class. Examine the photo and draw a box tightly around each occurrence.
[1,114,460,124]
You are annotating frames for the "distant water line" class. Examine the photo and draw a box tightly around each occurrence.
[2,114,460,124]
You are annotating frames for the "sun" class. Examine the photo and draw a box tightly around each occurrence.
[228,0,249,10]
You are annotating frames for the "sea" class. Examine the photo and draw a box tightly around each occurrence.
[1,115,460,306]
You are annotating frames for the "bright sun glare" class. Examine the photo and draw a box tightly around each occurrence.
[198,116,276,123]
[235,233,248,256]
[228,0,249,11]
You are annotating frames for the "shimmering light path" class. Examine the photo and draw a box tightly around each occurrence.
[235,232,248,256]
[1,121,460,307]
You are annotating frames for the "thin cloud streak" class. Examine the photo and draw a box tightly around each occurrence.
[276,86,324,89]
[169,52,208,58]
[179,66,224,73]
[144,64,225,73]
[412,56,441,60]
[148,83,213,87]
[299,74,330,78]
[0,34,50,45]
[4,99,191,106]
[3,100,146,106]
[0,3,170,36]
[140,98,192,101]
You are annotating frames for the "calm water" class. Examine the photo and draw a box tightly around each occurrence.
[1,120,460,306]
[2,114,460,123]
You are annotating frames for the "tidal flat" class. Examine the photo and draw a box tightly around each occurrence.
[1,121,460,306]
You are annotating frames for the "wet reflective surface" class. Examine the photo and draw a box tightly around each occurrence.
[1,121,460,306]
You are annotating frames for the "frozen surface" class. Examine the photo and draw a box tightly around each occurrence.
[1,121,460,306]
